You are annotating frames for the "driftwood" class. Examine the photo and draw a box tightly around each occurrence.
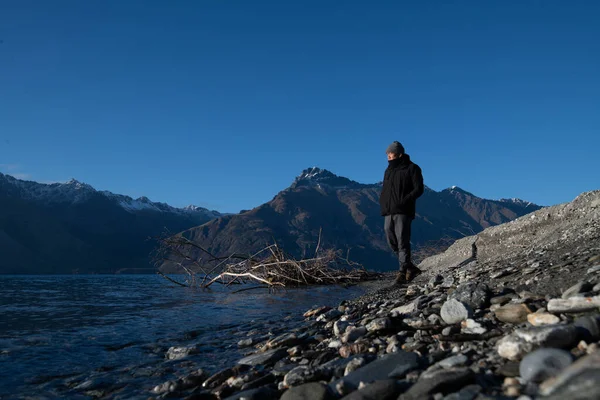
[152,231,381,289]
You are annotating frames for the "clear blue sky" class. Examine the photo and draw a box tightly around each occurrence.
[1,1,598,213]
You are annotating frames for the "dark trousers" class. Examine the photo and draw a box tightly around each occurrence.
[384,214,413,272]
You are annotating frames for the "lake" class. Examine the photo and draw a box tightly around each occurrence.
[0,274,365,398]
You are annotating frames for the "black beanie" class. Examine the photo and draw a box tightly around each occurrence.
[386,141,405,155]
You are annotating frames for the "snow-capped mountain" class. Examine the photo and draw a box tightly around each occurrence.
[291,167,375,190]
[165,167,543,273]
[0,173,221,219]
[0,173,223,274]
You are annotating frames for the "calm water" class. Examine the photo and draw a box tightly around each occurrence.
[0,275,365,398]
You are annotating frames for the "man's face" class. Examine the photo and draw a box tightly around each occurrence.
[387,152,399,161]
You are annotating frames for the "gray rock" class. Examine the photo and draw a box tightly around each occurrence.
[344,357,369,376]
[317,309,343,322]
[390,301,417,316]
[429,275,444,288]
[399,368,475,400]
[519,348,573,382]
[284,365,321,387]
[266,333,300,349]
[527,313,561,326]
[165,345,199,360]
[238,338,253,348]
[461,319,487,335]
[562,281,595,299]
[280,382,335,400]
[366,318,392,332]
[573,315,600,342]
[223,386,279,400]
[497,324,579,361]
[539,351,600,399]
[441,384,482,400]
[441,299,472,324]
[238,348,288,366]
[547,296,600,313]
[438,354,468,369]
[494,303,532,324]
[340,379,402,400]
[587,265,600,274]
[449,282,490,309]
[490,293,517,305]
[334,320,351,337]
[442,276,456,288]
[330,351,419,392]
[342,326,367,343]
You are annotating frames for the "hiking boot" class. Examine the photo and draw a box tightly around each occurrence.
[405,266,422,282]
[393,272,408,286]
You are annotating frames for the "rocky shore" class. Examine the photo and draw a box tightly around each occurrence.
[136,191,600,400]
[49,191,599,399]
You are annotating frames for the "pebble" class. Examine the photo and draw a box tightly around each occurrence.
[441,299,472,324]
[527,312,560,326]
[342,326,368,343]
[519,348,573,382]
[539,351,600,398]
[437,354,468,369]
[497,324,579,361]
[461,319,487,335]
[449,282,490,309]
[547,296,600,313]
[494,303,532,324]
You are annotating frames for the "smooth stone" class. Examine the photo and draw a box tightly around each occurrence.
[527,313,560,326]
[497,324,579,361]
[283,365,321,387]
[461,319,487,334]
[334,320,351,337]
[280,382,335,400]
[304,306,331,318]
[329,351,419,392]
[366,317,392,332]
[519,348,573,382]
[238,348,288,366]
[573,315,600,342]
[267,333,300,349]
[539,351,600,398]
[438,354,468,369]
[238,338,254,348]
[340,379,402,400]
[490,293,518,305]
[441,384,482,400]
[223,386,279,400]
[342,326,367,343]
[399,368,475,400]
[562,282,595,299]
[344,357,368,376]
[328,340,343,349]
[495,304,533,324]
[547,296,600,313]
[441,299,472,324]
[317,309,343,322]
[166,345,199,360]
[390,301,417,316]
[449,282,490,309]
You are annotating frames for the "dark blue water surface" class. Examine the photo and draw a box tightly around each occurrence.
[0,275,365,398]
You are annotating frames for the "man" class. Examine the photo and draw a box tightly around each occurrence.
[380,141,424,285]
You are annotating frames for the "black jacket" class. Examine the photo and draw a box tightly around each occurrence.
[379,154,424,217]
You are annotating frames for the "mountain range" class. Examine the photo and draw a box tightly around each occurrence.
[169,167,542,272]
[0,169,541,273]
[0,173,221,274]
